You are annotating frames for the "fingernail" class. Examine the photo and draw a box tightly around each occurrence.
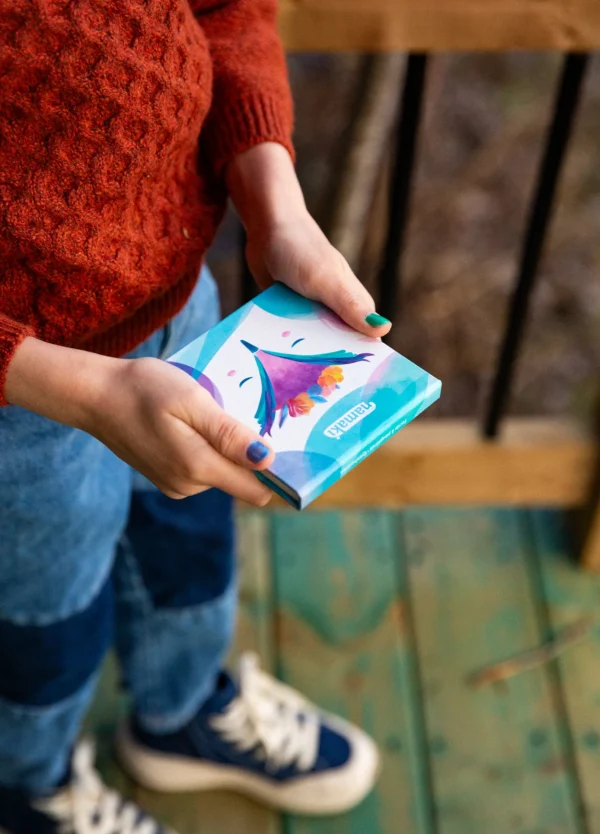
[365,312,391,328]
[247,441,270,464]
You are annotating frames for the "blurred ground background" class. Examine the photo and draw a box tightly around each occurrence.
[208,53,600,421]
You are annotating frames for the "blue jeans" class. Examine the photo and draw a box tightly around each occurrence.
[0,269,236,795]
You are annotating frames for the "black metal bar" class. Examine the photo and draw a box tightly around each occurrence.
[240,224,256,305]
[484,52,589,439]
[377,53,428,326]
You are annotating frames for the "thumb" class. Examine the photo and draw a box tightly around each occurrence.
[312,260,392,338]
[189,388,275,470]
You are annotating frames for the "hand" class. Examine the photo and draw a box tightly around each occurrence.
[246,213,394,337]
[5,339,274,505]
[226,143,392,338]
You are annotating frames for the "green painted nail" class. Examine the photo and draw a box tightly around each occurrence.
[365,312,391,328]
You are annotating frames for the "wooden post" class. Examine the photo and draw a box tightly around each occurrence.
[325,54,405,270]
[581,402,600,570]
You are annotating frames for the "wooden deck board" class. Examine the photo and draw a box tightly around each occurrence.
[403,508,582,834]
[85,507,600,833]
[272,510,432,834]
[531,509,600,833]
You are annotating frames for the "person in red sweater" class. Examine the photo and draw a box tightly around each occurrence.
[0,2,390,831]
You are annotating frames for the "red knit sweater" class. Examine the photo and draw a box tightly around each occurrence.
[0,0,294,405]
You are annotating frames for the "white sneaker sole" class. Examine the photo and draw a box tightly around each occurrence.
[116,719,380,816]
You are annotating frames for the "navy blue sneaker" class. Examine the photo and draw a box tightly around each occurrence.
[0,741,171,834]
[117,654,380,816]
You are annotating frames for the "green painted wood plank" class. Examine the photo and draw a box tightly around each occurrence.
[272,510,432,834]
[234,510,277,669]
[404,507,583,834]
[135,510,281,834]
[531,508,600,833]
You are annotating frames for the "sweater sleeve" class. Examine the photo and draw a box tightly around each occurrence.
[189,0,295,175]
[0,315,35,407]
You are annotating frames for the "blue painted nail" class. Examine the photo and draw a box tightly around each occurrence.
[365,312,391,328]
[247,441,270,464]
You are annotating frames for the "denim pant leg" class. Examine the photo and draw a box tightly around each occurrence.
[113,267,237,733]
[0,409,131,794]
[0,266,235,792]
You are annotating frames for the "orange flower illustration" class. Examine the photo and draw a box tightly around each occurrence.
[317,366,344,388]
[287,392,315,417]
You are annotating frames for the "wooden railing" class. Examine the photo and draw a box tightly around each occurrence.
[277,0,600,53]
[240,5,600,567]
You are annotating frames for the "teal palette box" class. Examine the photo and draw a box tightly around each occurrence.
[169,285,441,509]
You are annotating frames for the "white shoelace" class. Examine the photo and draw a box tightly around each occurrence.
[34,741,160,834]
[209,653,320,772]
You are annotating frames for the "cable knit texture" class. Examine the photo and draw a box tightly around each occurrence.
[0,0,294,405]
